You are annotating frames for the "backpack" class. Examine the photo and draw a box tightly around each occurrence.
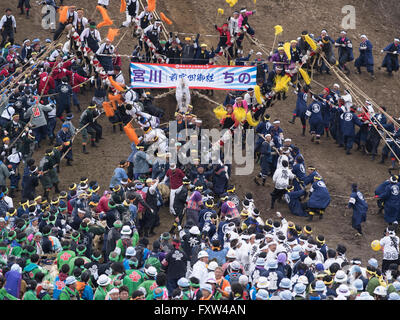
[135,245,146,268]
[229,272,241,285]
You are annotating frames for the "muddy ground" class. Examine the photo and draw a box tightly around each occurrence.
[9,0,400,263]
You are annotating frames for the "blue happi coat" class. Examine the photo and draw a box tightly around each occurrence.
[307,180,331,209]
[348,190,368,226]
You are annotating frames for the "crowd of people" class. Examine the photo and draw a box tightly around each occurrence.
[0,0,399,301]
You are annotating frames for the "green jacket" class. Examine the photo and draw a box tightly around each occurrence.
[387,284,398,295]
[116,232,139,262]
[59,286,80,300]
[366,277,380,296]
[123,269,145,296]
[23,263,45,279]
[57,250,76,270]
[10,246,23,258]
[146,285,166,300]
[0,288,18,300]
[68,256,91,275]
[138,279,157,297]
[40,293,52,300]
[94,286,109,300]
[23,290,39,300]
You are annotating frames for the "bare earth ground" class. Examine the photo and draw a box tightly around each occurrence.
[9,0,400,263]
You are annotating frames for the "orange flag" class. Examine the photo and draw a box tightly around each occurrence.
[102,101,115,117]
[160,12,172,25]
[124,123,140,145]
[96,5,113,29]
[58,6,69,24]
[108,76,126,92]
[107,28,120,42]
[147,0,156,12]
[120,0,127,13]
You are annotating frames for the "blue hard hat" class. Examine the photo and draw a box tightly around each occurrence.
[315,280,326,292]
[267,259,278,270]
[279,290,293,300]
[389,292,400,300]
[279,278,292,289]
[294,283,306,294]
[255,289,269,300]
[392,281,400,291]
[290,251,300,261]
[353,279,364,291]
[177,277,190,288]
[255,257,265,266]
[368,258,378,269]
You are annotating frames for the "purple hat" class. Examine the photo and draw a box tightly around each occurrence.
[190,191,203,202]
[277,252,287,264]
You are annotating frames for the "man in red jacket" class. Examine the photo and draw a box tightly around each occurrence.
[69,71,88,112]
[49,57,74,84]
[214,23,233,60]
[38,67,55,95]
[163,163,185,216]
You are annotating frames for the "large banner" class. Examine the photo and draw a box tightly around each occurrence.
[130,63,257,90]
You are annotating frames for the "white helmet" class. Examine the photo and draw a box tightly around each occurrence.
[239,275,249,286]
[373,286,387,297]
[226,249,236,259]
[208,261,218,271]
[197,251,209,259]
[145,266,157,277]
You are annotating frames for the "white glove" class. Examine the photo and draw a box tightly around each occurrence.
[269,51,273,56]
[9,170,15,175]
[61,219,66,225]
[381,50,384,53]
[4,145,8,149]
[249,49,254,55]
[393,51,398,54]
[301,55,309,64]
[276,212,282,218]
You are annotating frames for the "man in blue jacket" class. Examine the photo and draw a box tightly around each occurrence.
[347,183,368,236]
[380,38,400,76]
[305,96,324,144]
[375,177,391,215]
[56,123,73,166]
[292,156,306,191]
[340,106,363,155]
[376,175,400,224]
[289,85,309,137]
[355,35,375,79]
[306,176,331,221]
[334,30,354,74]
[212,165,228,198]
[284,185,308,217]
